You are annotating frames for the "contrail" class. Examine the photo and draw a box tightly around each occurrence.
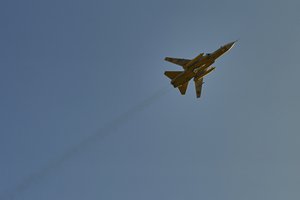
[1,87,170,200]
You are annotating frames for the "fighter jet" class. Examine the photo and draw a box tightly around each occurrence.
[164,41,236,98]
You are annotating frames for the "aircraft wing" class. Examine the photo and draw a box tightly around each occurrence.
[165,57,190,69]
[194,78,204,98]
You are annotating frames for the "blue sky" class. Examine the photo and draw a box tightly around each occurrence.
[1,0,300,199]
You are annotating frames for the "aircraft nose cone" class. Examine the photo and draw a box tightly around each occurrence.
[224,40,237,50]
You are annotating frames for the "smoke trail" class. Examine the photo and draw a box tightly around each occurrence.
[1,87,170,200]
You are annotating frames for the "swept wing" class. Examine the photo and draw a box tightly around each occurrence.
[164,57,190,69]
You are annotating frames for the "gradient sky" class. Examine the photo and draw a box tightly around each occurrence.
[1,0,300,199]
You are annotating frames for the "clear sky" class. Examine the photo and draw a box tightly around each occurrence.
[1,0,300,199]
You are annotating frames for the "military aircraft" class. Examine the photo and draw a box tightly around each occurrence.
[164,41,236,98]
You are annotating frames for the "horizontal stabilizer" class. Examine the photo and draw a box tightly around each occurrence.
[164,71,182,80]
[194,78,204,98]
[178,82,189,95]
